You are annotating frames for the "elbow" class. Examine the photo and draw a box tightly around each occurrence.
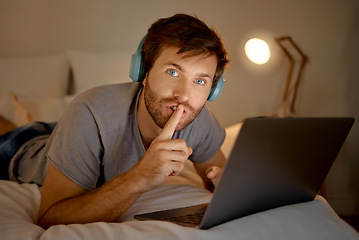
[37,214,53,230]
[37,217,48,230]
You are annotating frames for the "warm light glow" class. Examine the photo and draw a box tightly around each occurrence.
[245,38,271,64]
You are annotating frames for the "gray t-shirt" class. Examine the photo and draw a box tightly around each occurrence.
[13,82,225,190]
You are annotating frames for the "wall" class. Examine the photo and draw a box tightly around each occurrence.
[0,0,358,215]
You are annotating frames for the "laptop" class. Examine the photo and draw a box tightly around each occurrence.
[135,117,355,229]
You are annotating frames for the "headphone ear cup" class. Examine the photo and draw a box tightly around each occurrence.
[207,75,225,102]
[129,51,144,82]
[129,35,147,82]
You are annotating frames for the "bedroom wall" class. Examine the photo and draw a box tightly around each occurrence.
[0,0,358,215]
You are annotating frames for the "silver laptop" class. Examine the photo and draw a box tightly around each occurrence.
[135,117,354,229]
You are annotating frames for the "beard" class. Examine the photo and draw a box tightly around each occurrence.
[143,81,204,132]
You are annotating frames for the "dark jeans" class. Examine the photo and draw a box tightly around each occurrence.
[0,122,56,180]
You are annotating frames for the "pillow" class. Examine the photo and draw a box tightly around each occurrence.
[0,91,29,127]
[0,54,70,98]
[67,50,132,94]
[18,97,67,123]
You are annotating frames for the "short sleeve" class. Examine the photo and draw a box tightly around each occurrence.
[46,97,103,191]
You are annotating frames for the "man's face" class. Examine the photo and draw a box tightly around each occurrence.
[143,46,218,132]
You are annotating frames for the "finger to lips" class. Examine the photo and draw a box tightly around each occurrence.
[155,105,190,176]
[157,105,184,141]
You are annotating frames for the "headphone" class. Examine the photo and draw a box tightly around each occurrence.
[129,35,224,102]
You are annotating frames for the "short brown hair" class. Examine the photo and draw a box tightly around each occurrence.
[142,14,229,86]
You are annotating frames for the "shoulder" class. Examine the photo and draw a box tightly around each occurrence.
[63,82,142,133]
[74,82,141,106]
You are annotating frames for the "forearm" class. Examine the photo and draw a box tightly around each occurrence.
[37,170,144,229]
[38,106,190,229]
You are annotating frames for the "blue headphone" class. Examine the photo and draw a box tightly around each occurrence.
[129,35,224,102]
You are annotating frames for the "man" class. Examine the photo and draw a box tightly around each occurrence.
[2,13,229,228]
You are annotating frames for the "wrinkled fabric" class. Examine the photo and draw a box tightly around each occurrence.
[0,122,55,180]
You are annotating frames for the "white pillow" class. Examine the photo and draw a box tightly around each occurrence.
[0,92,29,126]
[0,54,70,98]
[18,97,67,123]
[67,50,133,94]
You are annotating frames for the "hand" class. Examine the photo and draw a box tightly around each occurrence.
[206,166,223,187]
[134,105,193,191]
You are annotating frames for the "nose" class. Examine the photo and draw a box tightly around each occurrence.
[173,79,192,102]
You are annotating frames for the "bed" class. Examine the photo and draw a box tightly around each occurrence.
[0,52,358,240]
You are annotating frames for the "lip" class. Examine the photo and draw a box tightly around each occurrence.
[167,104,187,115]
[170,105,178,111]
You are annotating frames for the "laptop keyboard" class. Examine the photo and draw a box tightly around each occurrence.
[165,205,208,225]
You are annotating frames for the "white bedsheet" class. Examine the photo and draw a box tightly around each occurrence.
[0,161,358,240]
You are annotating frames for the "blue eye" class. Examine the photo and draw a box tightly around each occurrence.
[168,69,179,77]
[195,79,205,85]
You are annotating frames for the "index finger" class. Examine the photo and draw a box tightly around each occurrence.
[157,105,184,141]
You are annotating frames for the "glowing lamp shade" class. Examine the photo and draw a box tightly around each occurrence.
[245,38,271,64]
